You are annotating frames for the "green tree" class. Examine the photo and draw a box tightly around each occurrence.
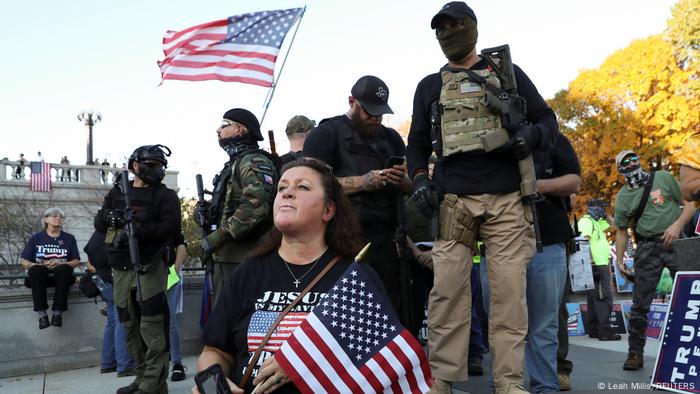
[180,197,201,266]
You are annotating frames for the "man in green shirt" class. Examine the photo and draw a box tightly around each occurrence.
[613,150,697,371]
[578,199,620,341]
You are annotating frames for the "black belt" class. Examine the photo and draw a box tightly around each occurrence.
[636,234,663,243]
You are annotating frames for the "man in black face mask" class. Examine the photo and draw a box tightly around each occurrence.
[303,75,414,327]
[94,144,181,394]
[612,150,696,371]
[405,2,560,393]
[198,108,278,301]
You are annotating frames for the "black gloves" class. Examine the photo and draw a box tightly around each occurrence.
[503,125,542,161]
[411,172,439,218]
[104,209,125,228]
[194,202,209,228]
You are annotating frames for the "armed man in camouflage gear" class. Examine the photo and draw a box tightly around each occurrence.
[406,2,559,393]
[199,108,279,302]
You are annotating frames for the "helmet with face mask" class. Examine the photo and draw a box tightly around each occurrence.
[128,144,171,185]
[615,150,649,188]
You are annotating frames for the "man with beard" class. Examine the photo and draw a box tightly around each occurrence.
[613,150,696,371]
[198,108,279,302]
[303,75,412,324]
[406,2,560,393]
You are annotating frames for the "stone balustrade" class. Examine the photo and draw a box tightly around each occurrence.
[0,159,178,190]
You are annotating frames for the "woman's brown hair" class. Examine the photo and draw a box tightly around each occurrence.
[250,157,362,259]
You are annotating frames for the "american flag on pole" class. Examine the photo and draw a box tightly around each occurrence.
[276,262,432,393]
[158,8,303,87]
[30,162,52,192]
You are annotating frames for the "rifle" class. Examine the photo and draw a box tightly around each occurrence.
[119,170,143,301]
[429,102,442,241]
[479,44,544,252]
[195,174,215,275]
[268,130,277,157]
[394,195,415,332]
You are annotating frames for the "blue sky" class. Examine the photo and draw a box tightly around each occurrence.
[0,0,676,197]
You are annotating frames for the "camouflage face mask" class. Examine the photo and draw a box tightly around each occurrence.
[436,17,478,62]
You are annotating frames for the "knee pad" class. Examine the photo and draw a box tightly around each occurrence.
[140,292,168,317]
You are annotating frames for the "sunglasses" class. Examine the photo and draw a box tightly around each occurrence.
[220,120,239,129]
[621,156,639,166]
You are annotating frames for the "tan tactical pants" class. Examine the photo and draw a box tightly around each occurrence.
[428,191,535,389]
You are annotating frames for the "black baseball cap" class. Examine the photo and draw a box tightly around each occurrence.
[351,75,393,117]
[431,1,477,29]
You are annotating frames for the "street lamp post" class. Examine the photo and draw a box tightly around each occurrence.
[77,110,102,165]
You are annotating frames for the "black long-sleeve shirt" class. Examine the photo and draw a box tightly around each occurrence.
[94,182,181,262]
[406,58,559,195]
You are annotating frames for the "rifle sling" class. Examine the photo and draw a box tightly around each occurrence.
[239,255,342,389]
[632,171,656,240]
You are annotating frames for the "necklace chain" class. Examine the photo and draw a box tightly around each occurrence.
[282,247,328,289]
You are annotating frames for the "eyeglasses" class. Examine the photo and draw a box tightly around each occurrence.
[621,156,639,166]
[46,214,64,218]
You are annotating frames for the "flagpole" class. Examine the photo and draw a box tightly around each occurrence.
[260,6,307,127]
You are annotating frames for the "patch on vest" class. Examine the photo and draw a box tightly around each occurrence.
[263,174,274,185]
[256,164,274,173]
[460,82,482,94]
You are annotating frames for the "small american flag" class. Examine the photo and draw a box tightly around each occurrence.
[158,8,303,87]
[276,262,431,393]
[30,162,51,192]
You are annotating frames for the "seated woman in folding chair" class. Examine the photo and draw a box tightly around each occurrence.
[21,207,80,329]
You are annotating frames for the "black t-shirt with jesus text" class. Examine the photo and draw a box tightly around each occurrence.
[202,249,387,393]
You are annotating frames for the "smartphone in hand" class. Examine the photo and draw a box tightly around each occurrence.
[195,364,232,394]
[385,155,405,168]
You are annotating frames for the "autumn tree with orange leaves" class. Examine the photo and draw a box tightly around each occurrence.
[548,0,699,210]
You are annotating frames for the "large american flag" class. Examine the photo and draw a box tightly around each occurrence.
[158,8,303,87]
[276,262,432,393]
[30,162,51,192]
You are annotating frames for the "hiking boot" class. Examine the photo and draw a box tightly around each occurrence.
[117,367,137,377]
[558,374,571,391]
[623,353,644,370]
[39,316,50,329]
[116,382,140,394]
[171,363,187,382]
[599,333,622,341]
[496,383,531,394]
[51,314,62,327]
[429,377,451,394]
[468,357,484,376]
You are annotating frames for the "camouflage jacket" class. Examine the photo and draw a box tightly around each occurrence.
[208,150,278,263]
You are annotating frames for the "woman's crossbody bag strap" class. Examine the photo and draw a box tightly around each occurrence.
[239,255,342,388]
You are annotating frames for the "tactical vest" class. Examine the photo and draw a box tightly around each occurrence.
[210,149,278,230]
[210,149,278,263]
[105,183,170,270]
[439,68,505,156]
[327,117,399,231]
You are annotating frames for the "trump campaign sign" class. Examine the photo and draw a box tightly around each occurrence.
[652,272,700,393]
